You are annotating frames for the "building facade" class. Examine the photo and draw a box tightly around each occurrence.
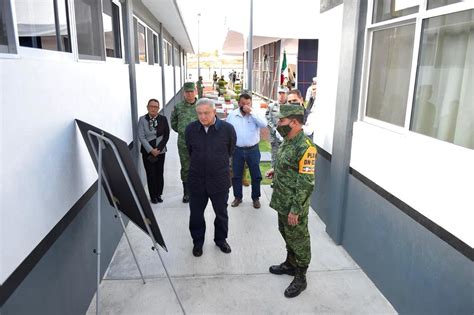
[0,0,191,313]
[310,1,473,313]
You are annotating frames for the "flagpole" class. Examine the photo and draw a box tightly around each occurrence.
[247,0,253,93]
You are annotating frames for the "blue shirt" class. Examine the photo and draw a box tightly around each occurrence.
[226,108,267,147]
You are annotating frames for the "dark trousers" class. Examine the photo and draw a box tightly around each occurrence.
[232,145,262,200]
[189,189,229,247]
[141,153,165,199]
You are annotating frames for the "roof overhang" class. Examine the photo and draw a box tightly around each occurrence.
[222,30,299,55]
[142,0,194,53]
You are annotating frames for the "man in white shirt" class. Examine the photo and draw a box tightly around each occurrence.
[226,93,268,209]
[305,77,317,103]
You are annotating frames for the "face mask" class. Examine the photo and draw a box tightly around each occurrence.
[277,124,292,138]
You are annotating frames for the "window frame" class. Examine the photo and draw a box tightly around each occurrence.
[163,38,172,66]
[103,0,124,62]
[72,0,106,62]
[359,0,474,137]
[0,0,19,58]
[148,27,160,66]
[136,20,147,64]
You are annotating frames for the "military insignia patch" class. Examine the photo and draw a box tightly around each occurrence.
[298,146,316,174]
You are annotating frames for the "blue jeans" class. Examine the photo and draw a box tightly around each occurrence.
[232,145,262,200]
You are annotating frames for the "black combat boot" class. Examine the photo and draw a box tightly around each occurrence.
[284,266,308,298]
[182,182,189,203]
[269,253,296,276]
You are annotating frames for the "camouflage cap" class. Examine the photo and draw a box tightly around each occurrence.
[277,104,304,119]
[183,82,195,91]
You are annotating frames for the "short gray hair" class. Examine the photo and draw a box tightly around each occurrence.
[196,98,215,109]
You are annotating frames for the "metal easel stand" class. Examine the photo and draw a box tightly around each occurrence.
[87,130,186,315]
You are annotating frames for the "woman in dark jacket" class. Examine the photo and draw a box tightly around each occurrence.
[138,99,170,203]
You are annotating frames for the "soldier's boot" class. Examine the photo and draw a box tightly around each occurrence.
[284,266,308,298]
[182,182,189,203]
[269,253,296,276]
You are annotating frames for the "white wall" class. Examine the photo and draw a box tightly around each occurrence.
[164,65,174,104]
[136,64,163,115]
[0,49,132,284]
[174,66,181,93]
[309,4,344,153]
[350,122,474,247]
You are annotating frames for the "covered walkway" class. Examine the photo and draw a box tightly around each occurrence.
[86,131,395,314]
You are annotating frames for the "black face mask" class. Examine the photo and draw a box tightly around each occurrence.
[276,124,292,138]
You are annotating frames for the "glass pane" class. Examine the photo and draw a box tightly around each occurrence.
[174,46,179,66]
[428,0,463,9]
[57,0,71,52]
[137,22,146,62]
[103,0,121,58]
[163,40,168,65]
[153,34,159,64]
[366,24,416,126]
[146,28,153,65]
[411,10,474,149]
[74,0,104,60]
[373,0,419,23]
[15,0,70,52]
[1,0,16,53]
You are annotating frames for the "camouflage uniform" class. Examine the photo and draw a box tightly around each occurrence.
[171,97,198,183]
[266,102,283,168]
[196,79,204,99]
[270,108,316,269]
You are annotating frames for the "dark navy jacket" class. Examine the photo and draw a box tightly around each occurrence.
[185,117,236,194]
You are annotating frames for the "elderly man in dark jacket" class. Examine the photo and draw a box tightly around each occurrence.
[185,98,237,257]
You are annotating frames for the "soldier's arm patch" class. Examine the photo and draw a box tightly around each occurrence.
[298,146,316,174]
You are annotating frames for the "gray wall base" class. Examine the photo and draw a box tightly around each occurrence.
[343,174,473,314]
[311,158,473,314]
[2,188,124,315]
[311,154,331,225]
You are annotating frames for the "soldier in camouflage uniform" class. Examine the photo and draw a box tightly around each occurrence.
[196,76,204,99]
[266,86,288,168]
[171,82,199,202]
[267,104,317,298]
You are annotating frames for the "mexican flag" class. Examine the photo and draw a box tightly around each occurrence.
[280,50,287,85]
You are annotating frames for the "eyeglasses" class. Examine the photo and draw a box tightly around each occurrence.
[148,105,159,108]
[288,100,301,104]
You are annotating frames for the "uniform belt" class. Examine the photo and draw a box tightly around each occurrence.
[237,144,258,149]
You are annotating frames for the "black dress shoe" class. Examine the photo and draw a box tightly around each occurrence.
[182,194,190,203]
[150,197,158,204]
[192,245,203,257]
[216,241,231,253]
[157,196,163,203]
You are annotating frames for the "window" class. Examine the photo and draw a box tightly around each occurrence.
[363,1,474,149]
[152,33,159,64]
[366,24,415,126]
[410,10,474,149]
[1,0,17,54]
[15,0,71,52]
[373,0,419,23]
[103,0,121,58]
[74,0,105,60]
[163,39,171,65]
[174,46,179,66]
[428,0,463,10]
[137,22,146,62]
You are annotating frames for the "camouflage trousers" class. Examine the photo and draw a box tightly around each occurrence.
[278,213,311,268]
[177,137,190,182]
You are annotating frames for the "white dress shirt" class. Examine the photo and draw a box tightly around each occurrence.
[226,108,267,147]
